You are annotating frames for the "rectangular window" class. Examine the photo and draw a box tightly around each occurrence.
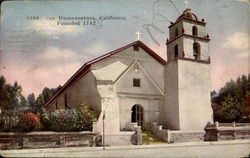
[133,78,141,87]
[56,101,58,109]
[64,93,68,109]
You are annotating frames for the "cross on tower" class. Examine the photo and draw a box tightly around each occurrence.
[135,31,141,41]
[184,0,189,8]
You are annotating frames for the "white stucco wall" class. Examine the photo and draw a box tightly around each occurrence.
[167,38,184,61]
[164,59,212,131]
[48,72,101,114]
[163,60,180,130]
[95,84,120,134]
[111,46,164,89]
[169,21,183,40]
[115,62,163,96]
[169,19,206,40]
[168,19,208,61]
[178,60,213,131]
[47,39,212,136]
[90,46,165,134]
[183,38,209,60]
[139,60,164,90]
[168,36,209,61]
[91,46,164,89]
[183,20,206,37]
[119,97,161,130]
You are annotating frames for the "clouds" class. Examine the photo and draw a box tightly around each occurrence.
[33,46,83,76]
[29,18,84,35]
[2,46,83,97]
[36,46,82,62]
[222,32,248,51]
[1,0,249,98]
[87,42,109,56]
[221,32,249,59]
[210,32,249,91]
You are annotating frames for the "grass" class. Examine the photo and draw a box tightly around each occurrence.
[142,131,166,145]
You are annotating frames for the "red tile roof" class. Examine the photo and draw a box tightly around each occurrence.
[169,8,206,28]
[43,40,167,108]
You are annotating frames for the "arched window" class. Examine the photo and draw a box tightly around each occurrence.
[192,26,198,36]
[174,28,178,37]
[174,44,178,57]
[193,42,200,59]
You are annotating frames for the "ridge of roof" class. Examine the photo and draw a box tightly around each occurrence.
[43,40,167,108]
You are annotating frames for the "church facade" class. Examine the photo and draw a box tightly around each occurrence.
[44,9,213,145]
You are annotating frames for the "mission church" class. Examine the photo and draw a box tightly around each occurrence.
[44,9,213,145]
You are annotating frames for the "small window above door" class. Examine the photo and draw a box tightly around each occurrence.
[133,78,141,87]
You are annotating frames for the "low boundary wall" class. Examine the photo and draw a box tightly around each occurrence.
[149,122,205,143]
[204,122,250,141]
[0,131,98,150]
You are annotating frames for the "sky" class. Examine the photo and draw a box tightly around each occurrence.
[0,0,249,98]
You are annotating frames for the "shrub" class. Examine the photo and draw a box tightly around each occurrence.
[40,108,51,131]
[47,104,97,132]
[2,104,98,132]
[18,112,41,132]
[49,109,79,132]
[74,104,97,131]
[0,111,19,132]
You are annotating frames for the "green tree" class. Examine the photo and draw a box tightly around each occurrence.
[221,94,242,122]
[51,85,62,95]
[0,76,11,109]
[28,93,36,106]
[35,86,61,112]
[27,93,36,111]
[240,92,250,122]
[19,94,27,107]
[35,94,45,113]
[212,103,223,122]
[210,90,216,97]
[0,76,24,112]
[212,74,250,123]
[8,81,22,110]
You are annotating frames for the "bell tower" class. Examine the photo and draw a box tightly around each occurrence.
[162,9,213,131]
[166,8,210,61]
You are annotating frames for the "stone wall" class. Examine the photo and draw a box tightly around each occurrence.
[103,131,142,146]
[149,122,204,143]
[93,122,142,146]
[169,131,205,143]
[204,122,250,141]
[149,122,169,142]
[0,131,98,150]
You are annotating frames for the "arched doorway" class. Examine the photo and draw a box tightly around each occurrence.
[131,104,144,129]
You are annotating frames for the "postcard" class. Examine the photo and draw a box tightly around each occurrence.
[0,0,249,157]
